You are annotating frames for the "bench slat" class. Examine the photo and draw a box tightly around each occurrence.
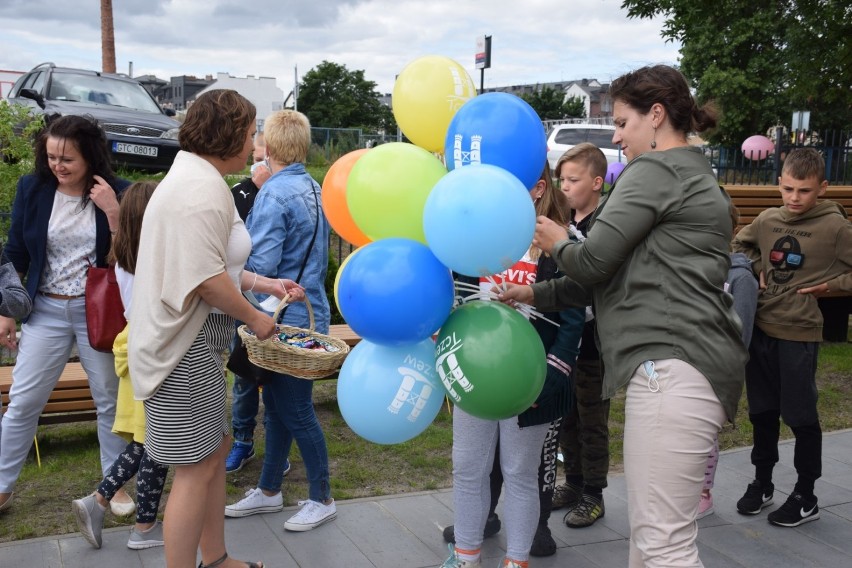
[0,362,98,425]
[328,324,361,347]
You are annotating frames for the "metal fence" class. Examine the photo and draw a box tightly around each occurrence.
[309,127,401,163]
[307,125,851,185]
[707,129,852,185]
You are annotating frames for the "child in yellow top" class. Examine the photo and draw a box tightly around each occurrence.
[72,181,169,550]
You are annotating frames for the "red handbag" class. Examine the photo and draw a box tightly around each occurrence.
[85,262,127,352]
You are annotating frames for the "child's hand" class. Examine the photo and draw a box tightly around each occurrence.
[0,316,17,350]
[797,282,832,298]
[758,271,767,290]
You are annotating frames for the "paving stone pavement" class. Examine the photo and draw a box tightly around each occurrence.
[1,429,850,568]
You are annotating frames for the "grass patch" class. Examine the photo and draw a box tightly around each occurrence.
[1,337,849,542]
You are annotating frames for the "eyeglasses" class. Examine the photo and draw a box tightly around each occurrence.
[769,249,804,269]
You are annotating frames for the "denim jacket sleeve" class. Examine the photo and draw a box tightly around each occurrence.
[244,190,289,278]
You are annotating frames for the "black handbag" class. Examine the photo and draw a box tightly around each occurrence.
[226,186,320,382]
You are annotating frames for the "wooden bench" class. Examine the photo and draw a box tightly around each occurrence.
[0,362,97,425]
[725,185,852,228]
[328,323,361,347]
[725,185,852,343]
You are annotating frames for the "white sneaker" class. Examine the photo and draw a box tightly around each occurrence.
[283,499,337,531]
[225,488,283,518]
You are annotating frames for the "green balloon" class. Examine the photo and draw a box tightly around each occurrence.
[346,142,447,244]
[435,301,546,420]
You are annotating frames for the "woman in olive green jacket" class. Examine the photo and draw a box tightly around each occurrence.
[499,65,746,568]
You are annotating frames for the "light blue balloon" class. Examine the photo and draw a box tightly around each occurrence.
[337,338,444,444]
[423,164,536,277]
[444,92,547,189]
[336,237,454,346]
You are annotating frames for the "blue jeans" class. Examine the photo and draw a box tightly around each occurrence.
[258,373,330,502]
[231,372,259,443]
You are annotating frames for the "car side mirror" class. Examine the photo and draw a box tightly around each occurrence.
[163,107,176,117]
[19,88,46,109]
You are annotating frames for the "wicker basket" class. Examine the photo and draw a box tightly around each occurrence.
[237,294,350,379]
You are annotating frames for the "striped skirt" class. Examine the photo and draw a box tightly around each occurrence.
[143,313,234,465]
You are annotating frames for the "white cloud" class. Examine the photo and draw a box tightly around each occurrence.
[0,0,681,94]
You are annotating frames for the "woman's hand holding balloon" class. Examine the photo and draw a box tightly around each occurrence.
[496,283,534,307]
[532,216,568,256]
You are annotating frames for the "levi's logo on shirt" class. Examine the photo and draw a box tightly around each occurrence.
[479,253,538,291]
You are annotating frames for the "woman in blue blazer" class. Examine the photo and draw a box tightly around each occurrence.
[0,115,132,514]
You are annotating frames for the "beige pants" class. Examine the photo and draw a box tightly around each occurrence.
[624,359,726,567]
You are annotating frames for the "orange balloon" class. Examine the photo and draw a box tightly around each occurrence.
[322,149,372,247]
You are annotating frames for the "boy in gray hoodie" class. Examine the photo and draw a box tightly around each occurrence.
[732,148,852,527]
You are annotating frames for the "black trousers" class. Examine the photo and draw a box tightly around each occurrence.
[746,328,822,492]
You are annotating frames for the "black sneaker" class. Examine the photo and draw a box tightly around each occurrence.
[767,492,819,527]
[442,513,501,543]
[736,480,774,515]
[530,524,557,557]
[551,482,582,510]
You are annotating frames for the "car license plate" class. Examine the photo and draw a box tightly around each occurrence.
[112,142,158,157]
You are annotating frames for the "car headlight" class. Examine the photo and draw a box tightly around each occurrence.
[161,127,180,140]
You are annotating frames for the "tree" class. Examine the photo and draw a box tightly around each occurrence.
[520,86,587,120]
[100,0,116,74]
[621,0,852,144]
[563,95,587,119]
[297,61,388,131]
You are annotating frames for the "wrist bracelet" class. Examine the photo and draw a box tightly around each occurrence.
[250,272,258,292]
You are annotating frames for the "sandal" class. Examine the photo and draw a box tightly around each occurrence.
[198,552,263,568]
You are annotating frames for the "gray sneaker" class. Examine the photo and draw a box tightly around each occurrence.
[564,493,605,528]
[127,521,165,549]
[72,493,106,549]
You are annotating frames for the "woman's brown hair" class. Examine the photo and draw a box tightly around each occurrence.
[178,89,256,159]
[34,114,116,203]
[609,65,718,135]
[108,181,158,274]
[530,162,569,260]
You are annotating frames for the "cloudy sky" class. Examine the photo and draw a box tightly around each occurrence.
[0,0,681,95]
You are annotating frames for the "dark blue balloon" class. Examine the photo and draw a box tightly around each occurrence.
[336,238,454,346]
[444,92,547,189]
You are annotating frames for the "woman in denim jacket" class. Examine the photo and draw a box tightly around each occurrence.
[224,110,336,532]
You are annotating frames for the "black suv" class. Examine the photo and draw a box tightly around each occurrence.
[6,62,180,172]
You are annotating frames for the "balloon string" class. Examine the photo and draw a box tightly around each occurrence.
[452,282,560,328]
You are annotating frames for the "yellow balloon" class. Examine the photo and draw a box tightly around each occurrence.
[334,247,361,317]
[393,55,477,153]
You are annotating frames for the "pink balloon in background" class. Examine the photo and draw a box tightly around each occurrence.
[741,135,774,160]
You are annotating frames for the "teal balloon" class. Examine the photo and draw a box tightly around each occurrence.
[435,301,546,420]
[337,338,444,444]
[423,164,535,278]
